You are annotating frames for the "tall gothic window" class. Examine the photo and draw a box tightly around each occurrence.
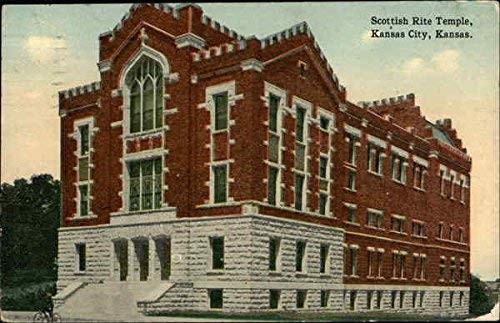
[127,56,164,133]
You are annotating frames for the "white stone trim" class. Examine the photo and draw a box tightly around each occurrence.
[175,32,206,49]
[346,284,469,292]
[412,155,429,168]
[344,124,361,137]
[367,208,383,215]
[391,146,409,159]
[367,134,387,149]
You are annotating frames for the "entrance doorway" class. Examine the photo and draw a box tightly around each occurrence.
[114,239,128,281]
[155,237,171,280]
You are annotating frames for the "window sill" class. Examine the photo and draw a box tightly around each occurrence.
[435,237,468,246]
[411,235,428,239]
[343,162,357,170]
[344,221,360,227]
[413,186,426,193]
[207,270,225,275]
[196,201,240,209]
[343,187,357,193]
[269,271,282,276]
[212,129,229,135]
[319,274,332,278]
[71,214,98,221]
[392,179,407,186]
[124,128,163,140]
[347,275,359,279]
[366,225,384,231]
[367,170,383,178]
[295,272,308,278]
[389,230,407,236]
[74,271,86,276]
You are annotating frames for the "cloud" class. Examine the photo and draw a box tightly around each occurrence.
[23,36,67,64]
[401,49,460,76]
[361,30,379,43]
[402,57,430,75]
[432,49,460,73]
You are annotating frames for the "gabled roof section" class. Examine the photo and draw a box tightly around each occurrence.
[259,21,346,96]
[100,3,245,43]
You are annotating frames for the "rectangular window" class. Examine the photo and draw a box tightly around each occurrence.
[210,237,224,270]
[347,135,358,165]
[347,171,356,191]
[459,292,464,306]
[320,116,330,131]
[440,257,446,280]
[412,222,425,237]
[349,247,358,276]
[296,290,307,309]
[269,94,280,133]
[350,291,357,310]
[376,291,383,309]
[79,125,90,156]
[129,158,162,211]
[391,291,397,308]
[449,175,455,198]
[270,290,280,309]
[368,145,383,174]
[449,226,454,241]
[269,134,280,163]
[75,243,86,272]
[296,106,306,142]
[79,185,89,217]
[460,259,466,282]
[209,289,223,309]
[347,205,357,223]
[294,174,305,211]
[420,291,425,307]
[391,154,407,184]
[367,210,383,228]
[412,291,418,308]
[268,166,279,205]
[391,216,405,233]
[413,164,426,189]
[376,251,383,278]
[367,290,373,310]
[269,237,280,271]
[439,291,444,307]
[214,92,228,131]
[319,193,328,216]
[320,244,329,274]
[439,223,444,239]
[458,229,464,243]
[440,170,446,195]
[450,258,456,282]
[450,291,454,307]
[295,241,306,272]
[213,165,227,203]
[319,156,328,179]
[320,290,330,308]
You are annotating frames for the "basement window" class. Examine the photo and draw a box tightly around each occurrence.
[270,290,281,309]
[209,289,223,309]
[75,243,86,272]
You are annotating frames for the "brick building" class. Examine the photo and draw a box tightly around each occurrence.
[54,3,471,317]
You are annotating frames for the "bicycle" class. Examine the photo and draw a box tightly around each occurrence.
[32,309,61,323]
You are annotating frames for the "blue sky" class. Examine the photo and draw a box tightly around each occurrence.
[1,2,498,280]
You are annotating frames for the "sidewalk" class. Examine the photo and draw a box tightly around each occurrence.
[0,310,278,322]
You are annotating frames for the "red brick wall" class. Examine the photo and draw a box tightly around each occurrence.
[59,4,471,287]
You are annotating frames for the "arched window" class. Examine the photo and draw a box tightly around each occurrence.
[126,56,163,133]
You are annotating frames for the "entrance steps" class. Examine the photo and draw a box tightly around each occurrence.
[55,281,174,322]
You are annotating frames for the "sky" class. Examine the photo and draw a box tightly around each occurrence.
[1,2,499,280]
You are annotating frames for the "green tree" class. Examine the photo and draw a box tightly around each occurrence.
[469,274,495,316]
[0,174,60,309]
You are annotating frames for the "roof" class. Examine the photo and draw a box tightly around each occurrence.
[427,121,456,147]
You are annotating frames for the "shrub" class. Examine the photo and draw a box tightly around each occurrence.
[469,275,495,316]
